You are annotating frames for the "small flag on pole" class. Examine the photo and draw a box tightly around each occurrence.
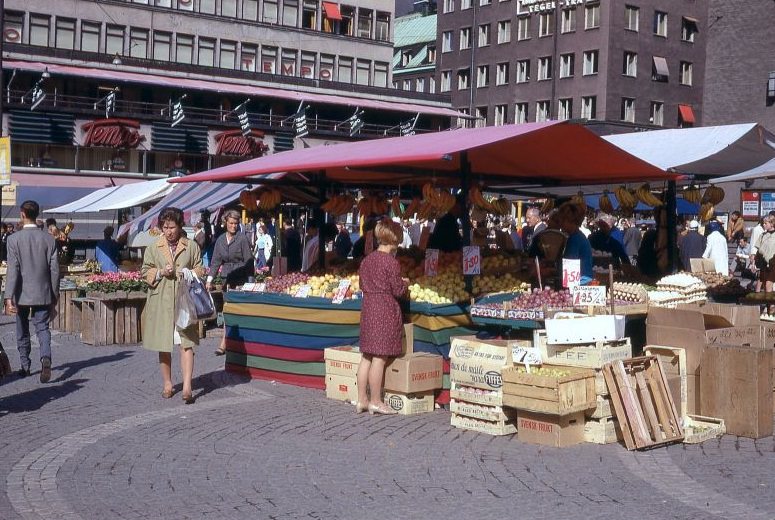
[237,105,251,136]
[105,90,116,118]
[400,113,420,136]
[30,84,46,111]
[171,97,186,128]
[294,107,309,138]
[347,109,364,137]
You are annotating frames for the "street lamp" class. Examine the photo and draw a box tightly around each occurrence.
[112,54,122,66]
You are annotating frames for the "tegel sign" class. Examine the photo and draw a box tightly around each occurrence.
[81,119,145,149]
[518,0,590,14]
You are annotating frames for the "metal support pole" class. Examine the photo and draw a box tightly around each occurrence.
[460,151,473,293]
[317,171,326,270]
[666,180,678,274]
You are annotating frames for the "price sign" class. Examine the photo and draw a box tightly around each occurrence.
[255,282,266,292]
[572,285,607,307]
[462,246,481,275]
[424,248,439,277]
[294,284,311,298]
[331,279,351,304]
[241,283,256,291]
[512,344,543,367]
[562,258,581,288]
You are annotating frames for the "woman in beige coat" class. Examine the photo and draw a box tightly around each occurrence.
[141,207,204,403]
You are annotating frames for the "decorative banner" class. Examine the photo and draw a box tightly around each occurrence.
[742,191,760,218]
[760,193,775,217]
[346,108,364,137]
[171,96,186,128]
[572,285,607,307]
[237,106,251,136]
[331,279,351,304]
[105,90,116,118]
[424,248,439,277]
[30,84,46,111]
[462,246,481,275]
[0,137,11,186]
[294,109,308,138]
[562,258,581,288]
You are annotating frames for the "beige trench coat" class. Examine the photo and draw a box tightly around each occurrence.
[141,236,205,352]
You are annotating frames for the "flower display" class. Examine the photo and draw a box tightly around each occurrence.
[85,271,148,293]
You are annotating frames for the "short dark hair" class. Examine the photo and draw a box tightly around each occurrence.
[21,200,40,220]
[104,226,114,238]
[158,207,185,228]
[45,217,57,228]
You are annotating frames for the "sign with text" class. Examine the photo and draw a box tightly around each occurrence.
[331,279,351,304]
[562,258,581,288]
[0,137,10,186]
[761,193,775,217]
[572,285,607,307]
[293,284,312,298]
[462,246,481,275]
[742,191,760,218]
[424,248,439,277]
[512,344,543,366]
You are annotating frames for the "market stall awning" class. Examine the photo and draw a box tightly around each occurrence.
[604,123,775,177]
[709,157,775,183]
[171,122,672,187]
[7,60,459,118]
[45,178,173,213]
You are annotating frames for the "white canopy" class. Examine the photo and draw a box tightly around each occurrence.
[709,157,775,183]
[45,178,174,213]
[604,123,775,177]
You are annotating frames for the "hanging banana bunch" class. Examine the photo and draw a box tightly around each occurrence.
[540,197,555,214]
[257,188,282,210]
[390,195,404,218]
[701,185,725,205]
[356,194,389,216]
[468,185,494,213]
[571,191,587,212]
[699,202,715,222]
[614,185,638,209]
[599,190,614,214]
[683,184,702,204]
[239,189,258,209]
[635,183,663,207]
[403,197,421,219]
[321,194,355,216]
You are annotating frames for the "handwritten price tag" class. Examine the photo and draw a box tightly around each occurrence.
[293,284,312,298]
[241,283,256,292]
[255,282,266,292]
[572,285,606,307]
[425,248,439,277]
[562,258,581,288]
[512,344,543,366]
[462,246,481,275]
[331,279,351,304]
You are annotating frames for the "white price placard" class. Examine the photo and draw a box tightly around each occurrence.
[512,344,543,366]
[562,258,581,288]
[424,248,439,277]
[572,285,607,307]
[294,284,312,298]
[255,282,266,292]
[331,279,351,304]
[462,246,481,275]
[241,283,256,292]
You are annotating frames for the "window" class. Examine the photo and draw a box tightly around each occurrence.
[494,104,507,126]
[376,12,390,41]
[680,61,693,86]
[403,50,414,67]
[460,27,471,49]
[129,28,148,58]
[621,97,635,122]
[768,72,775,105]
[374,61,388,87]
[650,101,664,126]
[476,64,489,87]
[261,46,277,74]
[403,79,411,90]
[581,96,596,119]
[480,0,491,6]
[561,8,576,33]
[558,98,572,120]
[652,56,669,82]
[515,103,528,124]
[417,77,425,92]
[475,107,487,128]
[356,59,370,85]
[30,15,50,47]
[358,9,373,38]
[625,5,639,31]
[537,56,552,80]
[538,13,553,37]
[559,53,574,78]
[457,108,471,129]
[582,50,598,75]
[682,17,698,43]
[654,11,667,37]
[623,51,637,77]
[585,3,600,29]
[177,0,194,11]
[300,51,316,77]
[220,40,237,69]
[241,43,257,71]
[536,100,550,122]
[427,46,436,64]
[441,70,451,92]
[442,31,453,52]
[338,6,354,35]
[443,0,454,13]
[461,0,471,9]
[457,68,470,90]
[517,16,530,40]
[3,11,23,45]
[263,0,278,23]
[301,0,316,28]
[221,0,237,17]
[320,54,334,80]
[176,34,194,64]
[153,31,171,61]
[496,62,509,85]
[199,0,215,14]
[197,37,215,66]
[81,21,100,52]
[338,57,353,82]
[106,25,124,55]
[243,0,259,20]
[478,24,490,47]
[516,59,530,83]
[156,0,172,7]
[55,18,76,50]
[283,0,299,26]
[497,20,511,44]
[429,76,436,93]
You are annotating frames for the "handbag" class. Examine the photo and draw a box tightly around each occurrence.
[175,269,216,329]
[755,252,768,270]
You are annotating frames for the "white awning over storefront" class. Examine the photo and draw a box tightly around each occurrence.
[45,178,173,213]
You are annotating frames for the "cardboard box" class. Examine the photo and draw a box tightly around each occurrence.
[761,321,775,349]
[450,399,509,422]
[536,330,632,369]
[700,344,773,439]
[450,381,504,407]
[449,336,515,391]
[647,306,761,376]
[451,412,517,436]
[325,374,357,403]
[689,258,716,273]
[545,314,625,344]
[517,410,586,448]
[586,396,613,420]
[324,346,361,377]
[383,391,435,415]
[384,326,443,393]
[679,302,760,327]
[584,417,622,444]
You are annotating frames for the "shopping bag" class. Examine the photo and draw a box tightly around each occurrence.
[175,269,216,329]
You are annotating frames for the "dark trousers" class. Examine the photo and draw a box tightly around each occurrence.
[16,305,51,370]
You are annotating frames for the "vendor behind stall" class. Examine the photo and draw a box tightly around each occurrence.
[427,200,462,252]
[95,226,120,273]
[557,201,594,284]
[588,214,631,267]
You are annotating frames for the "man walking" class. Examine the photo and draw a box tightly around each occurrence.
[4,200,59,383]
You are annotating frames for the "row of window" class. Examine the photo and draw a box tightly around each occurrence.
[441,11,697,53]
[101,0,390,41]
[462,98,689,127]
[5,12,391,87]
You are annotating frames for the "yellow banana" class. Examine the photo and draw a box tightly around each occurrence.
[541,198,555,214]
[599,191,614,214]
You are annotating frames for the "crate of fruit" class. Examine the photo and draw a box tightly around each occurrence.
[501,365,597,415]
[683,415,726,444]
[451,412,517,436]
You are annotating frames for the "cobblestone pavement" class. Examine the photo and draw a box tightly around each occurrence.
[0,314,774,520]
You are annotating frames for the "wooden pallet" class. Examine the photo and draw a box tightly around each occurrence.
[603,356,684,450]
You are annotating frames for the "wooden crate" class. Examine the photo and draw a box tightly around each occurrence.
[584,416,622,445]
[603,356,684,451]
[51,289,78,332]
[450,399,509,422]
[535,329,632,369]
[644,345,688,418]
[502,365,596,415]
[80,295,144,346]
[683,415,725,444]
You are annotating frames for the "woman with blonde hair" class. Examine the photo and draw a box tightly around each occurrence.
[355,218,409,415]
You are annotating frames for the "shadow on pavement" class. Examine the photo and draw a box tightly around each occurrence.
[51,351,135,383]
[0,378,88,415]
[176,368,253,402]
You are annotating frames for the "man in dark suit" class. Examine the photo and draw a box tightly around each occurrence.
[4,200,59,382]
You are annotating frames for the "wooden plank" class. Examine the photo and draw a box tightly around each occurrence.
[603,363,636,450]
[635,370,663,442]
[131,303,140,343]
[502,383,559,401]
[115,303,125,344]
[613,361,652,448]
[105,301,115,345]
[645,366,677,439]
[81,300,94,345]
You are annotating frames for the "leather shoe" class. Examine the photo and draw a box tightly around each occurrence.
[40,357,51,384]
[17,367,30,378]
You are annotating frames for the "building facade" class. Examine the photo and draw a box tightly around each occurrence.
[702,0,775,129]
[435,0,708,128]
[392,11,438,95]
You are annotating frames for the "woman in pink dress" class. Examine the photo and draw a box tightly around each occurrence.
[356,219,408,415]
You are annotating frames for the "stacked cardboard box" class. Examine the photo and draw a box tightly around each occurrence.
[382,325,442,414]
[449,336,521,435]
[324,346,361,403]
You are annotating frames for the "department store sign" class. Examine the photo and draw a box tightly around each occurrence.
[517,0,590,14]
[81,118,146,149]
[213,129,269,157]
